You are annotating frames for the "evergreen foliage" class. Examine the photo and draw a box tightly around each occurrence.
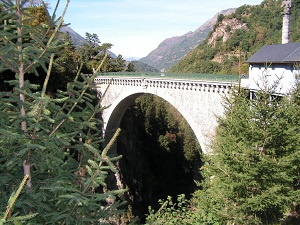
[194,69,300,224]
[0,175,38,224]
[0,8,127,92]
[145,68,300,225]
[126,62,135,72]
[75,32,127,74]
[145,194,200,225]
[0,1,125,224]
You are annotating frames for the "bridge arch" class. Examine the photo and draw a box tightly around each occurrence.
[103,89,207,153]
[95,75,236,154]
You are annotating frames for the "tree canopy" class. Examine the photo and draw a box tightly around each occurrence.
[0,1,125,224]
[148,69,300,225]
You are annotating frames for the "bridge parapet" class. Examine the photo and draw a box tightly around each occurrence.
[94,76,235,94]
[97,72,239,82]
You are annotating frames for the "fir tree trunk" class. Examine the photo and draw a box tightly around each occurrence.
[16,0,26,133]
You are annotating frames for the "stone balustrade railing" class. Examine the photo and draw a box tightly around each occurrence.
[94,77,236,94]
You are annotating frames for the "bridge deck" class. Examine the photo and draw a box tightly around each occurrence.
[98,72,241,82]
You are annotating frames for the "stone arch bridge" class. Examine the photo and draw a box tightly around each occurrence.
[94,72,241,154]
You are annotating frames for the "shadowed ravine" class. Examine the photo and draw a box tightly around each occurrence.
[115,95,203,223]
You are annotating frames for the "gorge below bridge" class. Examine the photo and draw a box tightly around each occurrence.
[94,72,243,154]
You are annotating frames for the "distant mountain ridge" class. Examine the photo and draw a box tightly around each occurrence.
[139,8,236,71]
[60,26,86,46]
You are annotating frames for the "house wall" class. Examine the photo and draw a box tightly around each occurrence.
[248,63,298,94]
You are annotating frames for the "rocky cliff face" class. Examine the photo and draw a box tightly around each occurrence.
[139,8,236,71]
[207,17,248,47]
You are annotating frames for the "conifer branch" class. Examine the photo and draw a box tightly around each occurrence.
[74,62,84,82]
[23,0,70,74]
[47,0,69,46]
[87,73,113,123]
[49,53,108,137]
[62,128,122,225]
[95,52,108,73]
[83,128,121,194]
[101,128,121,159]
[49,119,66,137]
[147,200,169,223]
[42,53,54,98]
[0,55,19,73]
[2,175,29,222]
[99,77,113,104]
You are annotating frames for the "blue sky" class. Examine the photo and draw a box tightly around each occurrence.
[48,0,263,59]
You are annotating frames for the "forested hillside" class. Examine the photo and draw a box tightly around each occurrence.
[170,0,300,75]
[130,60,160,72]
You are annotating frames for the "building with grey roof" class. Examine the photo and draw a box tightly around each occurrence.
[246,42,300,94]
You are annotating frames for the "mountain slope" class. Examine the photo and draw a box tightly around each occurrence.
[170,0,300,75]
[131,61,160,72]
[139,8,236,71]
[60,26,117,58]
[60,26,86,47]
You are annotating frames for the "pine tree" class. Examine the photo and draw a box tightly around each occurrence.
[0,1,125,224]
[196,69,300,224]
